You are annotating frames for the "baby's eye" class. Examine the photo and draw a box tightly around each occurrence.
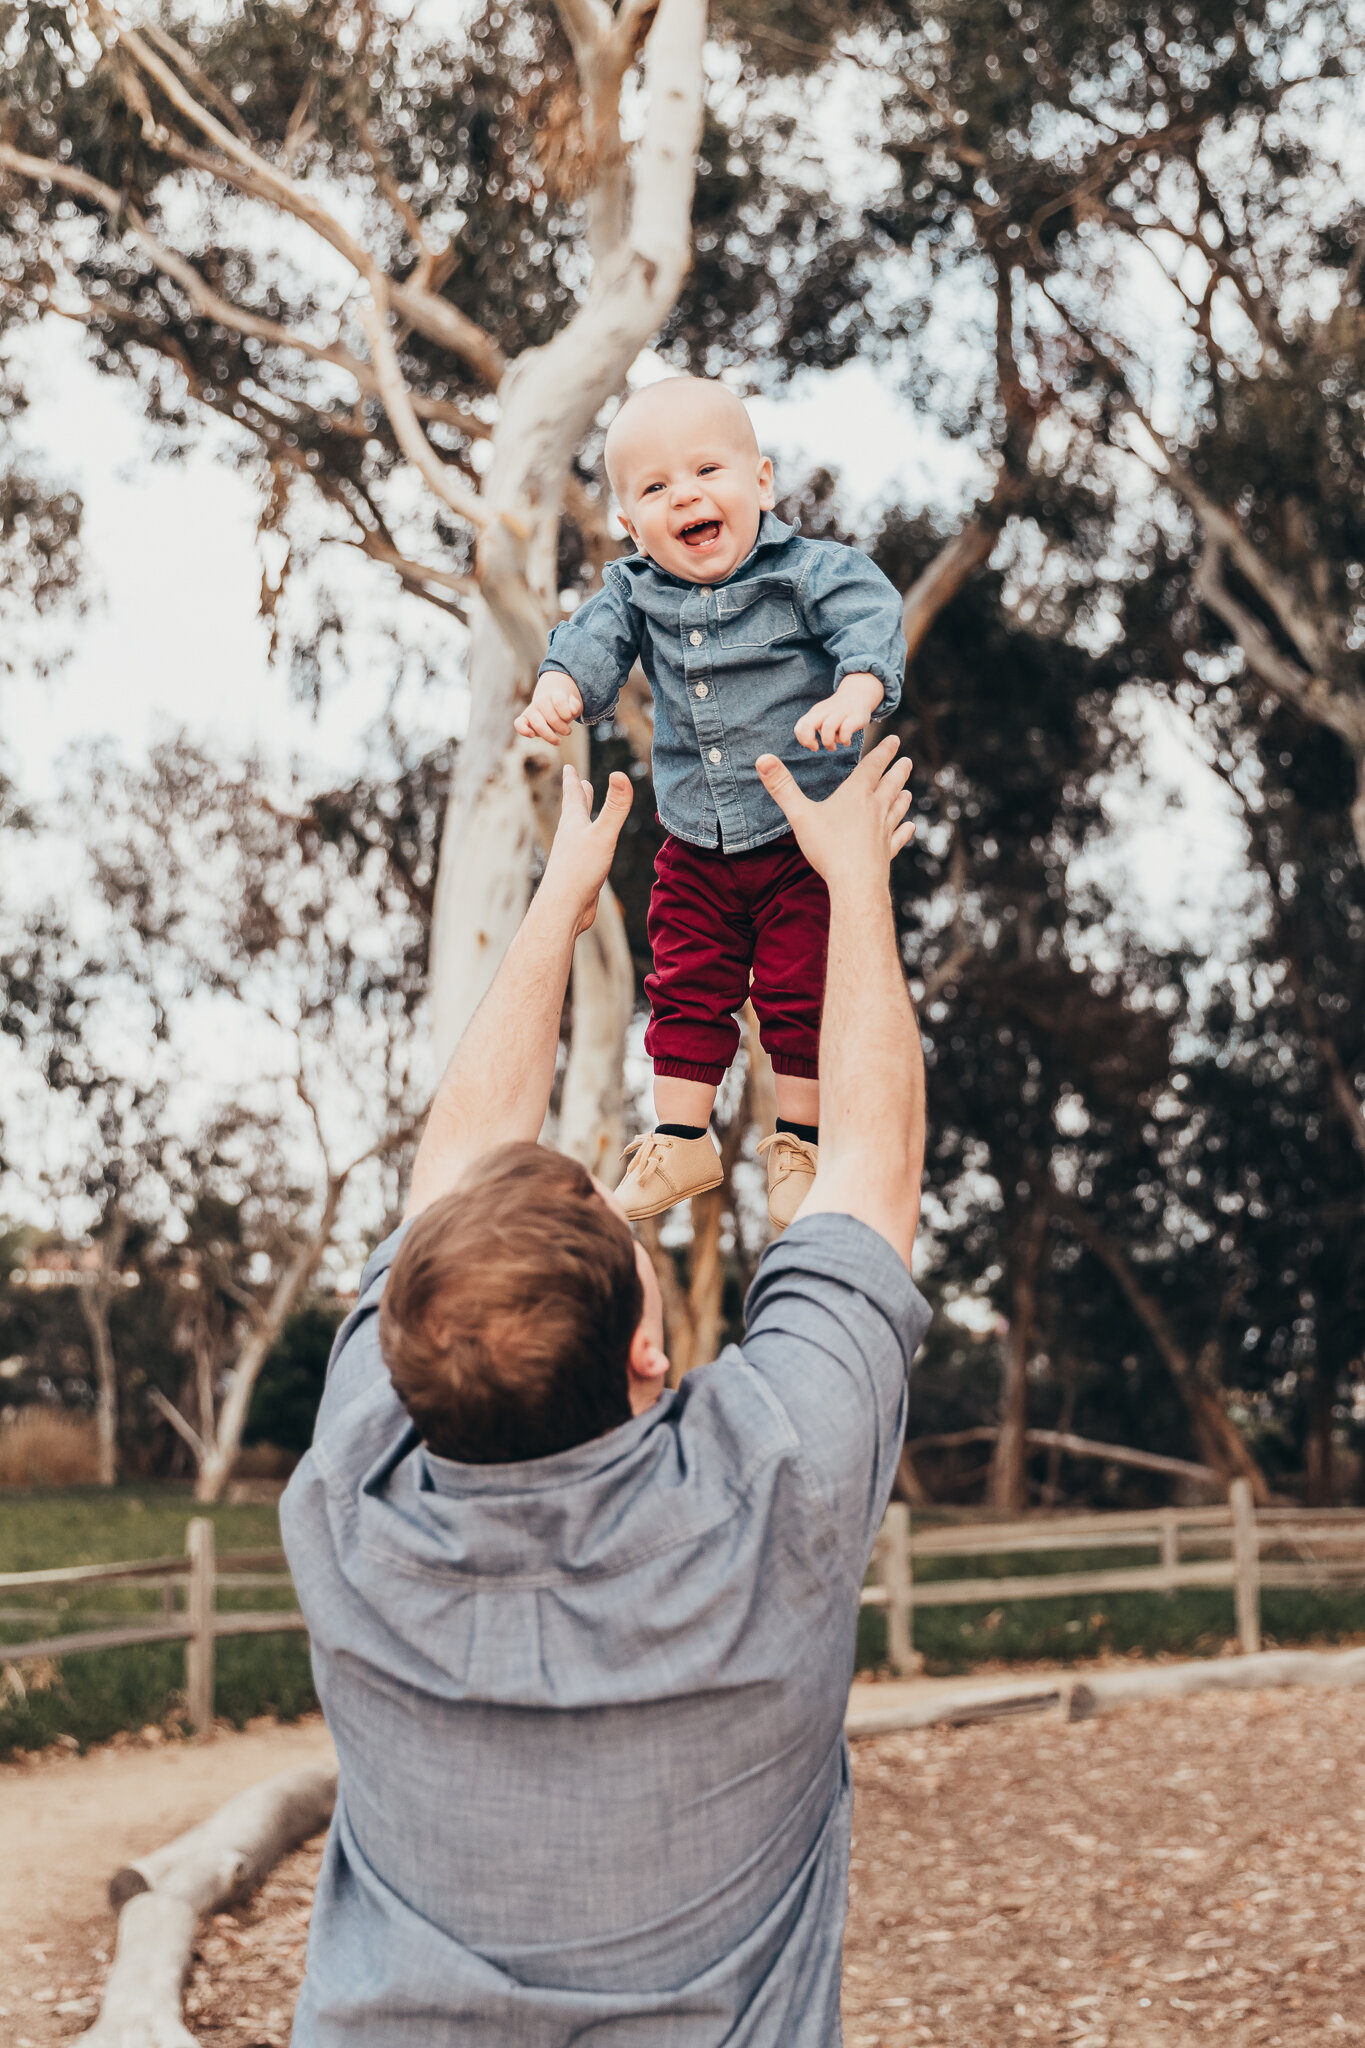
[698,464,719,476]
[641,481,664,495]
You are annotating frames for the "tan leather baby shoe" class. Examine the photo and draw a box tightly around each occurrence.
[615,1130,724,1221]
[756,1132,819,1233]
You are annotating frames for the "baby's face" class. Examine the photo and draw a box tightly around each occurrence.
[606,382,775,584]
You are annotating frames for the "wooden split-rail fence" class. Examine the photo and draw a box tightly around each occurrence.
[0,1519,300,1734]
[863,1479,1365,1674]
[5,1482,1365,1725]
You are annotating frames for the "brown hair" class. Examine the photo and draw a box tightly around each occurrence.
[380,1141,643,1463]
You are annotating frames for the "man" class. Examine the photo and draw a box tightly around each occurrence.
[282,736,931,2046]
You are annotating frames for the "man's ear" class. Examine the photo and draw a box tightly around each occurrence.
[627,1322,670,1388]
[756,455,775,512]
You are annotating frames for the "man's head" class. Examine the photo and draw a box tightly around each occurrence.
[381,1142,669,1464]
[603,377,775,584]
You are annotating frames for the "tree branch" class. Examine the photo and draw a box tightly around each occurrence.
[148,1385,207,1463]
[359,282,488,530]
[106,18,507,387]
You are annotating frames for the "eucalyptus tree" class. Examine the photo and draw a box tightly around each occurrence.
[78,736,434,1496]
[862,0,1365,852]
[0,0,708,1176]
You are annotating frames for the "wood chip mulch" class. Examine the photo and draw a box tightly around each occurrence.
[178,1687,1365,2047]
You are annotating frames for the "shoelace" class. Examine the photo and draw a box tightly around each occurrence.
[756,1133,817,1186]
[620,1132,677,1187]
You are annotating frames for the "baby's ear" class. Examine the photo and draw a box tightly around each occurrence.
[756,455,775,510]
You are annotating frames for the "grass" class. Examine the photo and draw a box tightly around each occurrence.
[855,1540,1365,1675]
[0,1483,316,1757]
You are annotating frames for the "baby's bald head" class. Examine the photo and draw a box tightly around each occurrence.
[604,378,759,501]
[604,377,773,585]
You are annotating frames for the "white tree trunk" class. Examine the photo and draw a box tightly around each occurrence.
[427,0,706,1106]
[429,603,542,1073]
[194,1180,343,1502]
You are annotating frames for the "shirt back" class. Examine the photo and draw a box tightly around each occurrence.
[283,1214,930,2047]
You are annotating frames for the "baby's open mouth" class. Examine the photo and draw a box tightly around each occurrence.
[679,518,722,548]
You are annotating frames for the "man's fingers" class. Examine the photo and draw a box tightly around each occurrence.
[756,753,810,819]
[878,758,913,802]
[853,733,901,780]
[890,819,916,857]
[595,770,634,822]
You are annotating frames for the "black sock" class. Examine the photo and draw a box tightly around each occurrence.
[656,1122,707,1141]
[776,1117,819,1147]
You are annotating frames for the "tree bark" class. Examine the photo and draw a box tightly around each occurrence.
[427,0,707,1082]
[77,1209,130,1489]
[988,1200,1048,1511]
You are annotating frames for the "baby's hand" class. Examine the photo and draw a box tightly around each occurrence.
[793,670,885,753]
[515,670,584,745]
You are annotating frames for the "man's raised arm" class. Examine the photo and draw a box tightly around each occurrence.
[754,738,924,1266]
[405,769,633,1220]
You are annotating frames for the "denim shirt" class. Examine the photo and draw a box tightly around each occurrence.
[540,513,906,853]
[282,1213,931,2047]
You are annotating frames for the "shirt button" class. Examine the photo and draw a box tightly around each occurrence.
[689,630,703,646]
[695,683,709,699]
[708,746,722,764]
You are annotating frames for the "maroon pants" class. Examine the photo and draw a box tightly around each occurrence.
[644,831,830,1085]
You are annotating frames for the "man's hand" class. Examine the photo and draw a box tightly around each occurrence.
[515,670,584,745]
[756,735,913,893]
[793,670,884,753]
[537,767,634,937]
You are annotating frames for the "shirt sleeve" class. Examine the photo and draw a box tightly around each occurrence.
[539,566,643,725]
[311,1222,410,1437]
[799,545,907,717]
[738,1213,930,1575]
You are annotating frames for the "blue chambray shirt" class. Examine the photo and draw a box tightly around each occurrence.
[282,1212,930,2047]
[540,514,907,853]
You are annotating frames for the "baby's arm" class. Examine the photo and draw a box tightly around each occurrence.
[794,546,908,752]
[515,567,642,747]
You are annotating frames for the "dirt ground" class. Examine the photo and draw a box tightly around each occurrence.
[8,1687,1365,2046]
[0,1716,335,2047]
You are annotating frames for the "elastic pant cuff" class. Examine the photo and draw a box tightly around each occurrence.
[652,1057,729,1085]
[770,1054,820,1079]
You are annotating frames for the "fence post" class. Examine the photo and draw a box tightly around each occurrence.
[1230,1478,1261,1655]
[1159,1509,1179,1591]
[185,1517,216,1735]
[880,1503,915,1677]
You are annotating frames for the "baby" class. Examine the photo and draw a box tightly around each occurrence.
[515,376,906,1229]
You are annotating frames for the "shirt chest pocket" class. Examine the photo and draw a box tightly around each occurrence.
[715,577,799,650]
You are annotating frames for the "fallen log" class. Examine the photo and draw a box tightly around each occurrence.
[79,1759,337,2048]
[846,1680,1064,1738]
[1068,1645,1365,1721]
